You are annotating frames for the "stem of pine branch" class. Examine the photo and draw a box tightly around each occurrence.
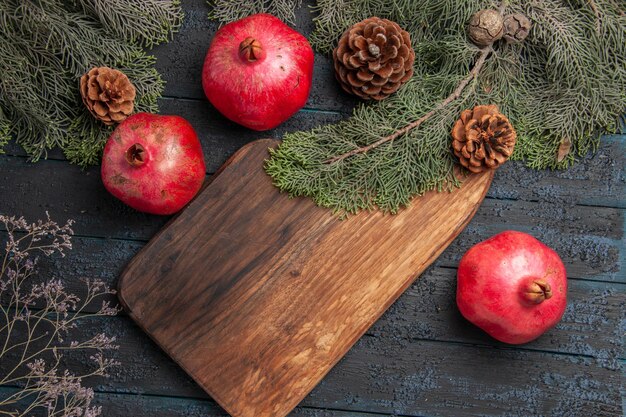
[325,45,493,164]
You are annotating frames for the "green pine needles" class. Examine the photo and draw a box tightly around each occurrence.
[0,108,9,154]
[209,0,303,25]
[264,0,625,215]
[0,0,183,165]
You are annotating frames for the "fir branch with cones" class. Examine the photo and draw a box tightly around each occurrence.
[263,0,625,215]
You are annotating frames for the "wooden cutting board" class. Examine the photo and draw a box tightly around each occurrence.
[118,138,493,417]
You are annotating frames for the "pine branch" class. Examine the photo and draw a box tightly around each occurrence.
[75,0,184,48]
[325,46,493,164]
[587,0,602,33]
[0,0,182,165]
[325,1,506,166]
[266,0,625,215]
[0,108,9,154]
[208,0,303,25]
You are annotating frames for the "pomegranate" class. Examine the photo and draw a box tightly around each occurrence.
[101,113,206,215]
[202,13,314,131]
[456,231,567,344]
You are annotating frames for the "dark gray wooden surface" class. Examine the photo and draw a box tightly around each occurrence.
[0,0,624,416]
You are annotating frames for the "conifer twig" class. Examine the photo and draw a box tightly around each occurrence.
[0,0,182,165]
[588,0,601,33]
[325,46,493,164]
[266,0,625,215]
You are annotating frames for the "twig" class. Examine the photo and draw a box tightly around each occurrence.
[325,46,493,164]
[588,0,601,33]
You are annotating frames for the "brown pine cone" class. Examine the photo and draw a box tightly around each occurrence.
[80,67,136,125]
[467,9,504,47]
[503,13,532,43]
[451,104,516,173]
[333,17,415,100]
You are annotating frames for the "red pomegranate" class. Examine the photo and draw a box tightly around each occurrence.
[101,113,206,215]
[202,13,314,131]
[456,231,567,344]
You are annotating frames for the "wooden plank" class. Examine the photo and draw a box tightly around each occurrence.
[92,392,381,417]
[489,134,626,208]
[117,138,494,417]
[0,387,388,417]
[2,315,621,416]
[2,133,623,216]
[2,235,622,359]
[1,156,622,283]
[437,198,625,283]
[304,336,623,417]
[371,268,626,359]
[0,157,170,240]
[2,115,623,213]
[5,134,625,210]
[0,233,143,311]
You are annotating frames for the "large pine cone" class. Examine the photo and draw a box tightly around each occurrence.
[451,104,516,173]
[333,17,415,100]
[80,67,136,125]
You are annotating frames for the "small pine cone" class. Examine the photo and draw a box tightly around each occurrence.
[451,104,516,173]
[333,17,415,100]
[80,67,136,125]
[503,13,532,43]
[468,9,504,47]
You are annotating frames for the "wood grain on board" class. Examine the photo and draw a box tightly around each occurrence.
[118,138,494,417]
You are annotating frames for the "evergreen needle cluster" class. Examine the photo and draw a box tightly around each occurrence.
[209,0,302,25]
[0,108,9,154]
[0,0,183,165]
[217,0,626,215]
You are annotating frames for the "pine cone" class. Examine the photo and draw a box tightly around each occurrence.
[333,17,415,100]
[467,9,504,47]
[80,67,136,125]
[451,105,516,173]
[503,13,532,43]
